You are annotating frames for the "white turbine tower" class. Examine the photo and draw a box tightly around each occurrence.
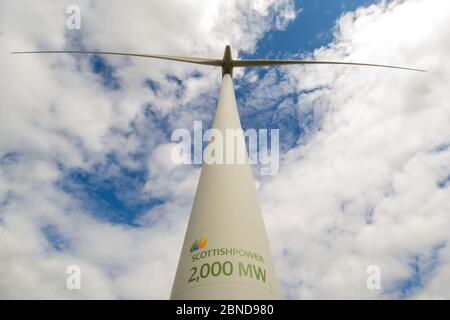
[12,46,425,299]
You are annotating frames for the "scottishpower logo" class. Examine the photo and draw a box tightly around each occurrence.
[190,236,208,253]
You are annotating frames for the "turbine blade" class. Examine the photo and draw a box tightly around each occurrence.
[11,50,222,66]
[233,59,426,72]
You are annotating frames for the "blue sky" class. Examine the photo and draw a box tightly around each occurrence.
[243,0,374,56]
[49,1,446,298]
[1,0,449,299]
[72,0,376,227]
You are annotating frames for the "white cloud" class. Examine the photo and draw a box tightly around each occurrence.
[259,0,450,299]
[0,0,297,298]
[1,0,449,300]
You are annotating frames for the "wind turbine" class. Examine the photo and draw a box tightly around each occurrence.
[12,46,425,299]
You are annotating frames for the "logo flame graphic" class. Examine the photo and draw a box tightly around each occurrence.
[190,236,208,253]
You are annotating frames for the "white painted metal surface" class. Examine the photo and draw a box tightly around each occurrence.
[170,74,281,299]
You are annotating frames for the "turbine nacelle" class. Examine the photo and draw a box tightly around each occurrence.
[222,45,233,76]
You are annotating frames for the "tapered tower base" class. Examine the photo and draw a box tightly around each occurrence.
[170,74,280,300]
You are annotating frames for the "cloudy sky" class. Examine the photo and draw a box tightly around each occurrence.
[0,0,449,299]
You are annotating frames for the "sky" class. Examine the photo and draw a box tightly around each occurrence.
[0,0,449,299]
